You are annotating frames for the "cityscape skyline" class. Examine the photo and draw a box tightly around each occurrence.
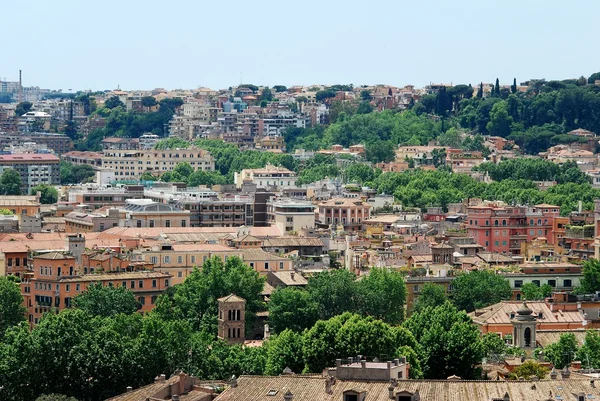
[3,0,600,91]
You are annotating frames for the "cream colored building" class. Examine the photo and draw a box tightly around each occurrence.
[101,147,214,179]
[266,198,315,233]
[140,243,293,284]
[234,164,297,189]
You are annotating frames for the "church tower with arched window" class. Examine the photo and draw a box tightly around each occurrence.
[511,302,537,350]
[218,294,246,344]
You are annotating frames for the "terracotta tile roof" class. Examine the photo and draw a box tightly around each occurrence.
[536,329,595,348]
[261,237,324,248]
[214,375,600,401]
[58,271,171,283]
[269,271,308,286]
[218,294,246,303]
[470,301,587,326]
[241,248,288,262]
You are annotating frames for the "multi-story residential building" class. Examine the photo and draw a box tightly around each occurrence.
[447,150,484,174]
[62,151,103,167]
[266,198,315,233]
[261,112,304,136]
[0,133,72,154]
[23,251,171,325]
[502,262,582,300]
[0,153,60,193]
[466,203,560,255]
[18,111,51,132]
[101,147,215,179]
[68,185,146,209]
[141,244,292,284]
[234,164,297,189]
[316,197,370,232]
[116,199,190,228]
[139,133,160,150]
[64,209,120,233]
[101,137,139,150]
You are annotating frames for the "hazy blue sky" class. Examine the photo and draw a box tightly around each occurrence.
[3,0,599,91]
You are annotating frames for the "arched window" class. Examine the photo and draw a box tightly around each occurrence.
[524,327,532,347]
[502,220,506,226]
[537,219,542,226]
[494,220,499,226]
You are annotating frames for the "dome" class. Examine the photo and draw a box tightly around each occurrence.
[517,302,533,316]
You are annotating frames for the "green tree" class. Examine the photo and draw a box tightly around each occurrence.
[260,87,273,102]
[365,140,395,163]
[412,283,447,313]
[477,82,483,99]
[273,85,287,93]
[486,101,514,137]
[31,184,58,204]
[431,148,447,167]
[73,283,139,317]
[153,256,265,333]
[307,269,357,320]
[141,96,158,109]
[510,360,549,380]
[139,171,158,181]
[451,270,512,312]
[403,301,483,379]
[544,332,578,368]
[577,330,600,369]
[481,332,509,362]
[0,276,26,336]
[104,96,125,109]
[15,101,33,116]
[576,258,600,294]
[344,163,378,184]
[520,282,552,300]
[268,288,320,333]
[0,169,22,195]
[494,78,500,97]
[360,90,372,101]
[511,78,517,94]
[355,268,407,324]
[0,208,13,215]
[173,162,194,179]
[154,137,189,150]
[264,329,305,375]
[60,162,96,184]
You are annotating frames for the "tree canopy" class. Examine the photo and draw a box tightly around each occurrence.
[73,283,139,317]
[0,169,22,195]
[451,270,512,312]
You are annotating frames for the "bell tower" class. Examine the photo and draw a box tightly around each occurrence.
[511,302,537,349]
[217,294,246,344]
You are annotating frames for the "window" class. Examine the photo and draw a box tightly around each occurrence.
[279,262,284,270]
[149,220,155,228]
[66,284,70,292]
[178,271,183,278]
[532,280,540,286]
[530,230,534,235]
[138,296,145,306]
[130,281,135,289]
[538,230,543,235]
[502,240,507,246]
[150,256,158,264]
[136,220,142,228]
[76,284,80,292]
[151,295,158,305]
[191,256,196,264]
[548,279,556,287]
[165,279,170,287]
[494,241,499,246]
[165,220,171,228]
[138,280,144,288]
[181,220,186,227]
[564,279,572,287]
[265,262,269,270]
[163,256,171,264]
[514,280,523,288]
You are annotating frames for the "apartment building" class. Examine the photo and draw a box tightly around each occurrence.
[502,262,582,300]
[141,244,292,284]
[266,198,315,233]
[0,153,60,193]
[116,199,190,228]
[101,147,215,179]
[64,209,120,233]
[466,203,560,255]
[0,133,72,154]
[68,185,146,209]
[23,251,171,325]
[62,151,103,167]
[234,164,297,189]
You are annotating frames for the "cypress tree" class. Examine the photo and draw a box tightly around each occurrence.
[511,78,517,94]
[477,82,483,99]
[494,78,500,97]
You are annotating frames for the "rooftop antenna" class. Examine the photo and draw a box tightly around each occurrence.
[18,70,22,103]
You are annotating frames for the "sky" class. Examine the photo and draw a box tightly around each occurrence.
[2,0,599,92]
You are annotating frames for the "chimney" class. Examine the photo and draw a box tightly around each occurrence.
[361,360,366,368]
[283,390,293,401]
[290,271,295,280]
[325,376,333,394]
[178,371,186,396]
[393,358,400,366]
[336,359,342,368]
[388,379,397,399]
[126,386,133,393]
[160,374,166,382]
[561,366,571,379]
[550,368,558,379]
